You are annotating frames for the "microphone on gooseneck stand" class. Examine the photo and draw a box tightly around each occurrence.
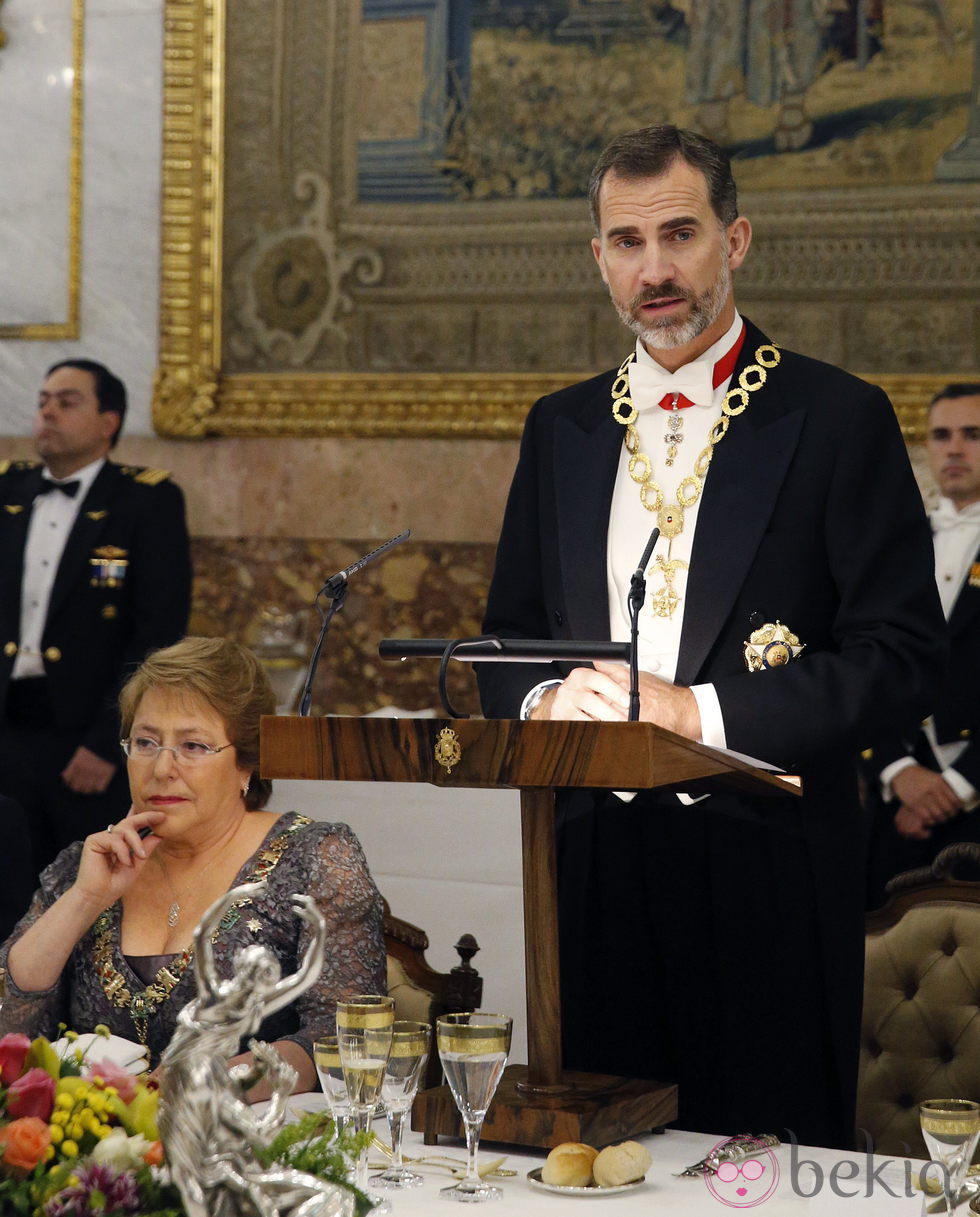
[298,530,411,717]
[627,526,660,723]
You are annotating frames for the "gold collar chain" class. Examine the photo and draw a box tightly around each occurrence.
[611,341,781,540]
[610,342,780,618]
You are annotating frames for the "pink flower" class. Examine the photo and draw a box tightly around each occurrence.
[7,1066,55,1121]
[0,1033,32,1085]
[85,1057,137,1104]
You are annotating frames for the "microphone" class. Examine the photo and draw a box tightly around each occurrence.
[300,530,411,716]
[628,526,660,722]
[320,530,411,596]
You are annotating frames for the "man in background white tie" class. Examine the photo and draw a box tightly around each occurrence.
[866,383,980,904]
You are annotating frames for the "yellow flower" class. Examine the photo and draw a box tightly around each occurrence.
[49,1125,64,1145]
[62,1140,79,1158]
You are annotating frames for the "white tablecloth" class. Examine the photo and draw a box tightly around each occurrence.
[275,1094,923,1216]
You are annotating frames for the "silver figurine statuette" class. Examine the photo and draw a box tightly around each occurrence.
[159,881,352,1217]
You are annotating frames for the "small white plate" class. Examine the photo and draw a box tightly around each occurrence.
[527,1167,644,1197]
[51,1033,148,1074]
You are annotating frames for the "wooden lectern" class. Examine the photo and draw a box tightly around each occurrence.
[260,715,799,1149]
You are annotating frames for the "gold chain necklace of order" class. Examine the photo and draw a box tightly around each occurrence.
[93,814,311,1047]
[610,340,781,617]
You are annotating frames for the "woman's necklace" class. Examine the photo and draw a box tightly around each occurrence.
[155,817,244,928]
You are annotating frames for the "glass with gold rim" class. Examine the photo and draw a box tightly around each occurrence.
[313,1035,351,1138]
[436,1011,512,1203]
[920,1099,980,1215]
[336,994,395,1209]
[370,1019,431,1190]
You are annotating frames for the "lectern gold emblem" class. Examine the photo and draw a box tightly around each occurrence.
[435,727,462,776]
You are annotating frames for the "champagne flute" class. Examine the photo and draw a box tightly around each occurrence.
[371,1020,431,1190]
[436,1012,512,1203]
[313,1035,352,1138]
[920,1099,980,1215]
[337,995,395,1205]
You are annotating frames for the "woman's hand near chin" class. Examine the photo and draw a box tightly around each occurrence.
[73,809,167,908]
[7,809,166,995]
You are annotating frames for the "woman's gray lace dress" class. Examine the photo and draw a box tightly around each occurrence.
[0,813,386,1067]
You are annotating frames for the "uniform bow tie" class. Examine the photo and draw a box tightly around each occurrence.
[35,479,80,499]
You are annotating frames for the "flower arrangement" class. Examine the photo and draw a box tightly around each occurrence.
[0,1027,365,1217]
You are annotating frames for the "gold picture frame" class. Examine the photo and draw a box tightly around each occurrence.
[0,0,84,340]
[154,0,966,443]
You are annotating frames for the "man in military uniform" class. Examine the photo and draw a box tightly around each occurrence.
[0,359,191,875]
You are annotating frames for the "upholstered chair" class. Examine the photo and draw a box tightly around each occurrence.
[383,899,483,1089]
[858,843,980,1156]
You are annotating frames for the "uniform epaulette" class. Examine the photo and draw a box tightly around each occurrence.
[0,459,41,476]
[121,466,172,486]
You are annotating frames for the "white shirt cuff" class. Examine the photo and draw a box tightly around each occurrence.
[943,766,979,811]
[690,683,726,749]
[879,755,916,803]
[675,684,725,805]
[520,679,563,721]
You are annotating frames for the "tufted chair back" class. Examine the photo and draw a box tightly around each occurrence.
[858,843,980,1156]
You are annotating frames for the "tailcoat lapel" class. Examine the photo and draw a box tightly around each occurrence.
[46,464,117,624]
[948,540,980,638]
[0,468,43,636]
[676,331,805,687]
[554,396,622,642]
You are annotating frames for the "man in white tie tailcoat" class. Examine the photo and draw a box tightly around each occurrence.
[866,383,980,905]
[478,125,944,1149]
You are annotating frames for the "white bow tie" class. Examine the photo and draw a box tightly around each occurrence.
[931,498,980,533]
[627,359,714,411]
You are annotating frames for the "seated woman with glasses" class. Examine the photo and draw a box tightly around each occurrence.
[0,636,386,1096]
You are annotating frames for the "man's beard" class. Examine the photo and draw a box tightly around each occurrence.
[613,258,731,351]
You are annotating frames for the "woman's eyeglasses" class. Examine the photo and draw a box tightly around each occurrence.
[120,737,233,763]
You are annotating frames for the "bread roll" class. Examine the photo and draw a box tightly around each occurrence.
[541,1142,599,1187]
[592,1140,652,1187]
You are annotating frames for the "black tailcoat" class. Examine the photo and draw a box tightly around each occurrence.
[866,539,980,903]
[478,320,944,1149]
[0,459,192,866]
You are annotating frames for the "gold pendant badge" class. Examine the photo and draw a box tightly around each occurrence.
[434,727,462,775]
[743,620,806,672]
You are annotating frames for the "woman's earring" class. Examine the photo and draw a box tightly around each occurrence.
[241,777,251,798]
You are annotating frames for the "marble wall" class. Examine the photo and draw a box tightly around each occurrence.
[0,0,163,434]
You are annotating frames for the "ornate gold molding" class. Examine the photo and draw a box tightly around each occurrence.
[155,0,224,436]
[154,0,964,441]
[0,0,83,340]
